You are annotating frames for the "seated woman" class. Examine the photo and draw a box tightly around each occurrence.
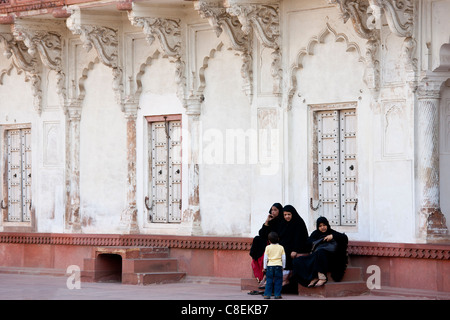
[278,205,308,286]
[292,216,348,288]
[249,203,285,285]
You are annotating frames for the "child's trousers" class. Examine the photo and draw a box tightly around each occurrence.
[264,266,283,297]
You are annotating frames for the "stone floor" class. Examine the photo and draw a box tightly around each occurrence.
[0,273,438,300]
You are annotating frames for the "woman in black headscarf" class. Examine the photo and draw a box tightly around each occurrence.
[249,203,285,284]
[292,216,348,288]
[278,205,308,271]
[278,205,309,288]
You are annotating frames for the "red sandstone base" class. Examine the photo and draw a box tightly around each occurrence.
[0,233,448,296]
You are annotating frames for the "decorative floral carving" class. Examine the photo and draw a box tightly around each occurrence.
[331,0,415,93]
[331,0,379,40]
[0,32,42,114]
[226,2,281,94]
[370,0,413,38]
[129,15,181,58]
[128,13,186,103]
[12,26,66,103]
[194,0,253,99]
[195,0,249,52]
[67,10,124,106]
[227,4,279,49]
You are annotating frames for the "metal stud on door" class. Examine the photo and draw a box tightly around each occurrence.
[6,128,32,222]
[317,111,340,225]
[151,122,169,222]
[168,120,182,223]
[316,109,358,226]
[340,110,357,226]
[149,117,182,223]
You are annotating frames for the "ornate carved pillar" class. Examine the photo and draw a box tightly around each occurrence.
[120,102,139,234]
[66,102,82,232]
[416,75,448,241]
[182,96,203,235]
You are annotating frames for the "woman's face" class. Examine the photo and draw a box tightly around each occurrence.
[318,222,328,233]
[284,212,292,222]
[270,206,279,218]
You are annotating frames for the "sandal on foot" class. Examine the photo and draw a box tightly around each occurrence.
[247,290,263,295]
[307,279,319,288]
[315,279,327,287]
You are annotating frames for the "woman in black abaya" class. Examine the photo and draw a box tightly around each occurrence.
[276,205,309,290]
[249,203,285,284]
[278,205,308,280]
[292,216,348,288]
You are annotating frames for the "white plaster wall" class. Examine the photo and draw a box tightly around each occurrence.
[430,0,450,71]
[0,59,36,231]
[440,83,450,231]
[283,0,420,242]
[200,46,252,236]
[0,0,445,243]
[0,69,34,123]
[36,68,66,233]
[79,62,127,233]
[286,12,371,240]
[136,53,187,234]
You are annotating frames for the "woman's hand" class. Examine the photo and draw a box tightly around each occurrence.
[324,234,333,242]
[264,214,273,226]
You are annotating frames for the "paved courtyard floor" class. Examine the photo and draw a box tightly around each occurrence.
[0,273,438,300]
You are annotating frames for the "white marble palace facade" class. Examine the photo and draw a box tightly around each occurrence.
[0,0,449,244]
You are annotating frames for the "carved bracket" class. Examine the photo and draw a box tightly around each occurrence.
[369,0,413,38]
[0,32,42,114]
[67,9,124,107]
[331,0,416,93]
[194,0,253,99]
[12,25,66,104]
[226,1,281,95]
[331,0,413,39]
[128,12,186,104]
[331,0,380,40]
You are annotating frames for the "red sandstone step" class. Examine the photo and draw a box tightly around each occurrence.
[122,258,179,273]
[94,246,169,259]
[328,266,362,282]
[141,272,186,285]
[123,272,186,285]
[297,281,369,298]
[241,267,363,291]
[138,247,170,259]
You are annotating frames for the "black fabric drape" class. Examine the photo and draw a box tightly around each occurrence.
[292,217,348,287]
[278,205,309,270]
[249,203,285,260]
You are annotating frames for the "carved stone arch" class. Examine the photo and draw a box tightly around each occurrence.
[134,49,163,97]
[0,63,14,85]
[436,42,450,72]
[0,32,42,113]
[287,23,364,108]
[77,56,100,103]
[197,41,225,95]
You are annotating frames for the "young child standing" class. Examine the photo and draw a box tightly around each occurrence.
[263,231,286,299]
